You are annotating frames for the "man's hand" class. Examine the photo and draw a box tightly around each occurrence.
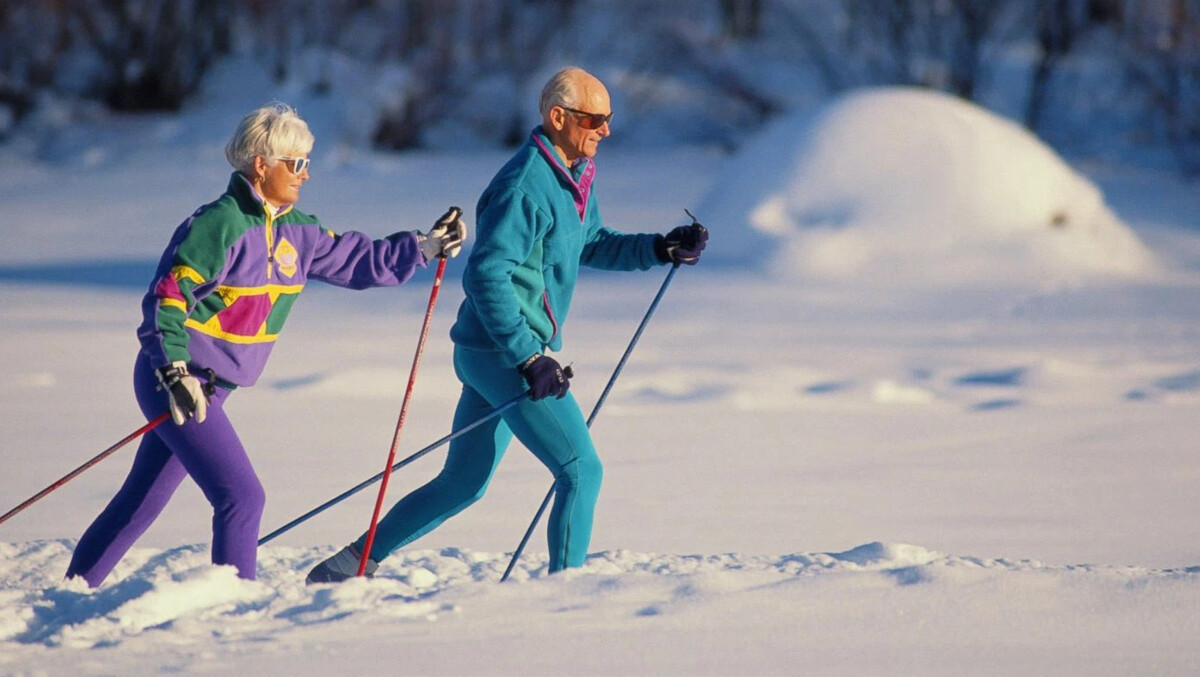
[518,354,572,401]
[419,206,468,261]
[155,361,210,425]
[655,215,708,266]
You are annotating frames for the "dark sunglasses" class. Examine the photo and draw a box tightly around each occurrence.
[276,156,310,174]
[561,107,613,130]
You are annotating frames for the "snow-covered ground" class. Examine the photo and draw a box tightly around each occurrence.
[2,87,1200,675]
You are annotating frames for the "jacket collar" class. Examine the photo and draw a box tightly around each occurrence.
[227,172,294,218]
[531,126,595,222]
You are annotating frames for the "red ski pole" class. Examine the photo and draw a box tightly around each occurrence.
[0,412,169,528]
[357,229,455,576]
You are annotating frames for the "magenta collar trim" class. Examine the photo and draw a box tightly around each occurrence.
[532,132,595,222]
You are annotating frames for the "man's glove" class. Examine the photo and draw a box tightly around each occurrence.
[418,206,467,261]
[655,212,708,265]
[155,361,211,425]
[518,354,573,401]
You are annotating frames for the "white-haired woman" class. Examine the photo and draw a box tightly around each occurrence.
[66,103,466,586]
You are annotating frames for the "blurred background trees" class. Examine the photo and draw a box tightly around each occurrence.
[0,0,1197,174]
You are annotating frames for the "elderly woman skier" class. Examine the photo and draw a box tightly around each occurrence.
[65,102,466,586]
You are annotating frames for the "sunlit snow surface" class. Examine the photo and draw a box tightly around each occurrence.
[2,83,1200,675]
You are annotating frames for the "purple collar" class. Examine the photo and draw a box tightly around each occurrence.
[531,130,595,222]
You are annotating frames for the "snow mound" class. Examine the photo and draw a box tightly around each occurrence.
[698,87,1157,287]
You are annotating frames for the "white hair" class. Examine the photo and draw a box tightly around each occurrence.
[224,102,314,174]
[539,67,586,117]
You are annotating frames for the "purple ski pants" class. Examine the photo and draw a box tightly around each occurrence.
[65,355,265,587]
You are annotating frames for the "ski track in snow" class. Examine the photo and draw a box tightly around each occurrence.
[256,354,1200,413]
[3,539,1198,656]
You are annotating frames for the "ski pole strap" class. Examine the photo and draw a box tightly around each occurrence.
[257,393,526,546]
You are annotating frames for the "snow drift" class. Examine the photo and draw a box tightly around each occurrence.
[698,87,1157,286]
[4,539,1199,676]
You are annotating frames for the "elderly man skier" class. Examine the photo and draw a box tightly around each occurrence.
[308,66,707,582]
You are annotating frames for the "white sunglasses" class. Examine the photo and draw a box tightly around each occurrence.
[275,156,310,174]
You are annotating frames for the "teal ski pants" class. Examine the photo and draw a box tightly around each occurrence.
[356,345,603,572]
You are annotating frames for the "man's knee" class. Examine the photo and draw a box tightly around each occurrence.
[557,453,603,492]
[580,454,603,487]
[435,468,492,507]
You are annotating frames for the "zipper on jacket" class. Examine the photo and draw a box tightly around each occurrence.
[264,208,275,279]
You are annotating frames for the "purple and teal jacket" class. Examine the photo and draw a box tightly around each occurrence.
[137,172,426,386]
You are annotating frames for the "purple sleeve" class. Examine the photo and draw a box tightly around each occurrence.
[308,229,427,290]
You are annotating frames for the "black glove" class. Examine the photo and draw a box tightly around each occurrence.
[655,213,708,265]
[518,354,573,401]
[155,362,214,425]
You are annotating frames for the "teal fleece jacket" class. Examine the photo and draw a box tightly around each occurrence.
[450,127,663,367]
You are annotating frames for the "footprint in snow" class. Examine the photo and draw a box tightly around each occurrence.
[1125,368,1200,401]
[955,367,1026,387]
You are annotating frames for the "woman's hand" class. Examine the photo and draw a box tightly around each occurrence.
[419,206,468,260]
[155,362,211,425]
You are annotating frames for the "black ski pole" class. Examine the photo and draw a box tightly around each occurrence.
[500,263,681,582]
[257,393,526,546]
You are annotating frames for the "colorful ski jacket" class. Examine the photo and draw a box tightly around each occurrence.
[137,172,426,386]
[450,126,663,367]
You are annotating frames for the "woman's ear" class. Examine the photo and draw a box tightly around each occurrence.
[251,155,268,183]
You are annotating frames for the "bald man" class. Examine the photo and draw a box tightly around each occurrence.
[308,67,707,582]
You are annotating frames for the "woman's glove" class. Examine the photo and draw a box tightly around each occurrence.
[518,354,572,401]
[654,218,708,265]
[155,361,210,425]
[418,206,467,261]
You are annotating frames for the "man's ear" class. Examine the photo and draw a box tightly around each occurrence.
[547,106,566,132]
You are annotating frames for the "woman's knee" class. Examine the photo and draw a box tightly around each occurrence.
[244,478,267,513]
[210,477,266,522]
